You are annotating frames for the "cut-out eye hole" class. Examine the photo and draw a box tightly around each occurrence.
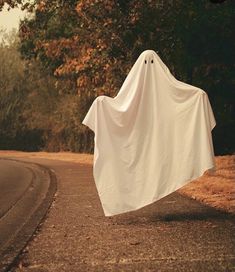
[144,60,147,64]
[151,60,154,63]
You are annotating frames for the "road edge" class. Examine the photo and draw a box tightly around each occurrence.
[0,158,57,272]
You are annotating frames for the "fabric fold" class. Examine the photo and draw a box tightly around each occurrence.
[82,50,216,216]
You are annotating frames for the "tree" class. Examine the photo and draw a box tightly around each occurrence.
[1,0,234,153]
[0,29,42,150]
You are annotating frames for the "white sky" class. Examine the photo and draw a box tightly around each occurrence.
[0,4,28,32]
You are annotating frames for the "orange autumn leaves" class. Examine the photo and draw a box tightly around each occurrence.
[30,0,126,97]
[76,0,115,15]
[13,0,161,99]
[36,36,79,58]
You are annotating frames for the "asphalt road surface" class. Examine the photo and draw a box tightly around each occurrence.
[2,157,233,272]
[0,160,33,219]
[0,158,56,272]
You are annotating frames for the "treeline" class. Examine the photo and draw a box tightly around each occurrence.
[0,30,92,152]
[0,0,234,155]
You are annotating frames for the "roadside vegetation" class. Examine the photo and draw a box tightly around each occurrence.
[0,0,234,154]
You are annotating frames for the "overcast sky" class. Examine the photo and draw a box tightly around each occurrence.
[0,4,28,33]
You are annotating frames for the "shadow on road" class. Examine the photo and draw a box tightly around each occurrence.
[111,193,234,226]
[153,210,234,222]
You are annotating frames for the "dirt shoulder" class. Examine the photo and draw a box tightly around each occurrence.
[0,151,234,214]
[179,155,235,214]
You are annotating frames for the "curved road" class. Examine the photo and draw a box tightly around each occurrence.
[0,157,233,272]
[0,158,56,272]
[0,160,33,219]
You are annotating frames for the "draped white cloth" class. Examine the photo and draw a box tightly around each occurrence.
[82,50,216,216]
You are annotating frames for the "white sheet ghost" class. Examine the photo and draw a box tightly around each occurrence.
[82,49,216,216]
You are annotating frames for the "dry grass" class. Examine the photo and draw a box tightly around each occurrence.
[179,155,235,214]
[0,151,234,214]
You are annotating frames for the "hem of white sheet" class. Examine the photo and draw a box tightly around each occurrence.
[103,163,216,217]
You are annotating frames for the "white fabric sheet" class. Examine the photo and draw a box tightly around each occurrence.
[82,50,216,216]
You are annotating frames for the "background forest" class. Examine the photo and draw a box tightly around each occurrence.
[0,0,234,155]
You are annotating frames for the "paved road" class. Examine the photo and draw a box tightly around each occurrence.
[0,158,56,272]
[4,157,234,272]
[0,160,33,218]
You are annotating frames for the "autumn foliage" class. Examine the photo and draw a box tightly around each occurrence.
[0,0,234,153]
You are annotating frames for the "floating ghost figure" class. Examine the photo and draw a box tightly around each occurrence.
[82,50,216,216]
